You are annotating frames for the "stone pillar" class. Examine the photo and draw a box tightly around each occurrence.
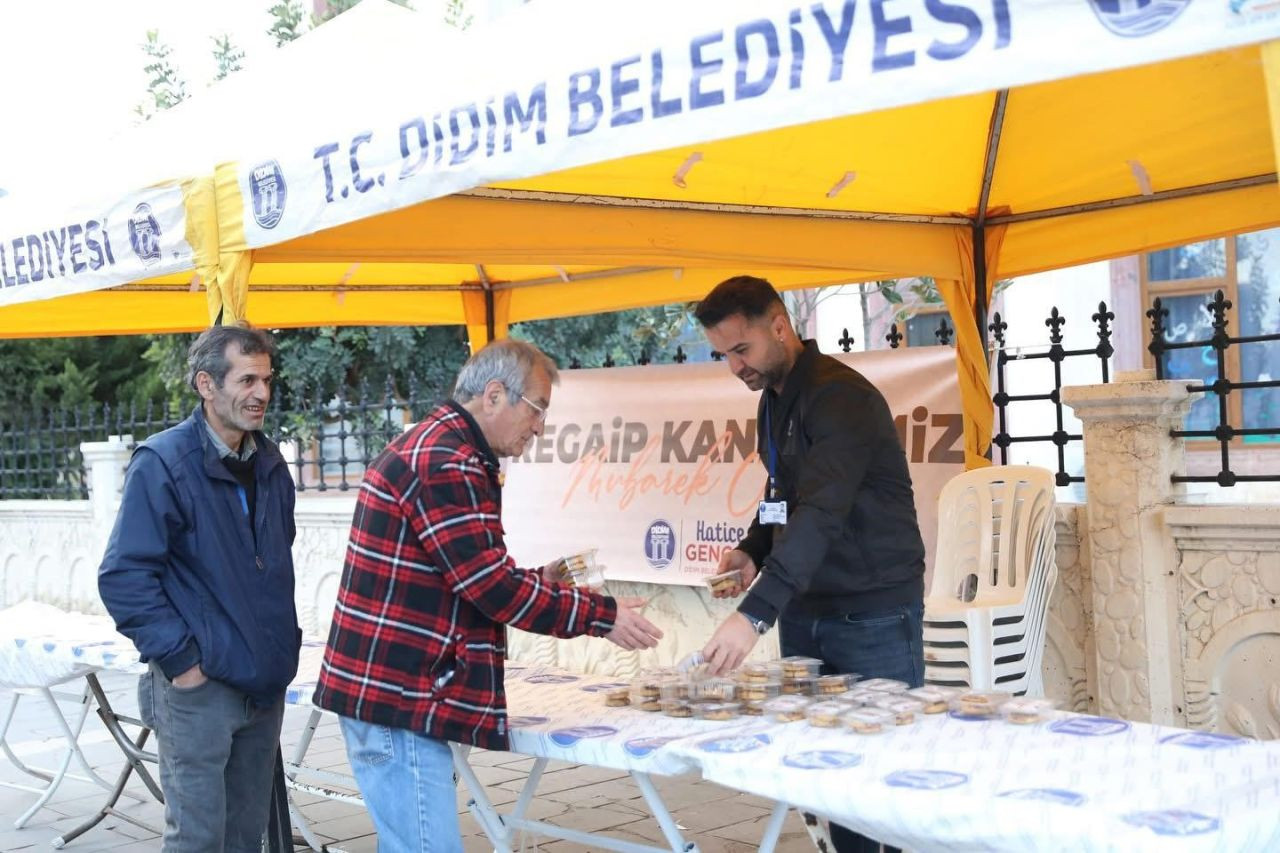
[1061,371,1197,725]
[80,435,134,526]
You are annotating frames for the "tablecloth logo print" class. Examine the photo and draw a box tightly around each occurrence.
[580,681,631,693]
[783,751,863,770]
[250,160,288,229]
[128,203,162,265]
[1087,0,1191,37]
[997,788,1086,807]
[1048,716,1131,736]
[1122,810,1220,836]
[699,733,772,754]
[1158,731,1245,749]
[644,519,676,569]
[508,716,550,728]
[625,736,681,757]
[550,726,618,746]
[524,674,580,684]
[884,770,969,790]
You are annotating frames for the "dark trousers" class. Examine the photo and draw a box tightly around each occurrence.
[779,600,925,853]
[139,664,285,852]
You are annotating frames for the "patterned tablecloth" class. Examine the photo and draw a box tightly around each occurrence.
[5,601,1279,852]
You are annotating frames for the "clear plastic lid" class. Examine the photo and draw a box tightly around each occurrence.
[999,697,1057,724]
[948,691,1014,717]
[905,686,961,711]
[704,569,741,592]
[762,695,812,722]
[692,678,737,702]
[779,656,824,678]
[858,678,910,694]
[841,688,884,706]
[692,701,743,721]
[741,698,767,716]
[780,676,817,696]
[659,676,693,701]
[560,548,605,590]
[736,662,782,682]
[815,674,858,695]
[734,680,782,701]
[869,695,925,724]
[659,698,693,717]
[841,706,895,734]
[805,700,848,727]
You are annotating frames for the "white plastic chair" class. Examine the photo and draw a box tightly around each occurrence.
[922,466,1057,696]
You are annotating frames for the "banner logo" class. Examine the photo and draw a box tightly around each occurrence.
[250,160,287,229]
[1087,0,1191,37]
[643,519,676,569]
[128,203,162,265]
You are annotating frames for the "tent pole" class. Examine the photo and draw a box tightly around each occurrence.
[973,89,1007,365]
[485,288,495,342]
[973,223,988,357]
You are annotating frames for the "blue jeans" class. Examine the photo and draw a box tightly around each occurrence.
[339,716,462,853]
[779,600,924,853]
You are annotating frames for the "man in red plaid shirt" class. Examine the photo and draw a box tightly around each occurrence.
[314,339,662,851]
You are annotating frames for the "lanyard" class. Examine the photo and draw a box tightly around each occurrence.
[764,396,777,500]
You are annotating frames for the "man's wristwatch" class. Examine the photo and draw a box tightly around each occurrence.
[743,613,770,635]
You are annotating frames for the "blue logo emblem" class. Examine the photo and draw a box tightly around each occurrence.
[507,716,549,728]
[580,682,631,693]
[128,202,162,265]
[783,751,863,770]
[524,674,580,684]
[549,725,617,746]
[699,733,772,754]
[1087,0,1191,37]
[644,519,676,570]
[884,770,968,790]
[1158,731,1245,749]
[625,736,680,757]
[249,160,287,229]
[997,788,1086,807]
[1048,716,1131,737]
[1122,810,1220,836]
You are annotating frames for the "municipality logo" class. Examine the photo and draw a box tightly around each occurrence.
[644,519,675,569]
[1087,0,1191,37]
[128,203,162,265]
[249,160,287,229]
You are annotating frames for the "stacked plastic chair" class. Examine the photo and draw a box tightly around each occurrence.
[923,466,1058,696]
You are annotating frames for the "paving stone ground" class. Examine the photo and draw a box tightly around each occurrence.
[1,671,818,852]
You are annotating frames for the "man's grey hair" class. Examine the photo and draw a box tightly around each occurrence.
[453,339,559,404]
[186,324,276,392]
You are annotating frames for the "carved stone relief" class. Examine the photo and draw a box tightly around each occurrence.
[1043,505,1092,712]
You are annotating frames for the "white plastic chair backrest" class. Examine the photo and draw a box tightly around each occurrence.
[929,466,1056,605]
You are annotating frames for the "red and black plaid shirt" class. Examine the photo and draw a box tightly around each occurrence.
[314,401,618,750]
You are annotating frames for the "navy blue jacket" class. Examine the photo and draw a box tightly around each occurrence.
[99,406,301,704]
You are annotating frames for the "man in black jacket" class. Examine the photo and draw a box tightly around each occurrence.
[696,276,925,853]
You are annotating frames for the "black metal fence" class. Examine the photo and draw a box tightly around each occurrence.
[1148,290,1280,486]
[5,296,1280,499]
[988,303,1115,487]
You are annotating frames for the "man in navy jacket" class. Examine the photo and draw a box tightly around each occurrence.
[99,324,300,852]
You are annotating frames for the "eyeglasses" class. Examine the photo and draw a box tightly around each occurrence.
[518,394,548,421]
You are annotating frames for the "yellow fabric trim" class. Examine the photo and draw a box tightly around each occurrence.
[214,162,251,326]
[1261,41,1280,203]
[181,175,219,323]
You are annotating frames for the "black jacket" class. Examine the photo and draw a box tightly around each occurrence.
[737,341,925,624]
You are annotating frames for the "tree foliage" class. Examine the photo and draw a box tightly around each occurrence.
[267,1,306,45]
[134,30,187,120]
[211,34,245,81]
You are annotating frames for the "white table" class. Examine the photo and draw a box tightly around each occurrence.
[6,602,1280,852]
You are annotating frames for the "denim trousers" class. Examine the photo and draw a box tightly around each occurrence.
[138,664,285,853]
[779,600,925,853]
[339,716,462,853]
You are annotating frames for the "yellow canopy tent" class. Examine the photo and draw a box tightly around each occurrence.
[5,1,1280,470]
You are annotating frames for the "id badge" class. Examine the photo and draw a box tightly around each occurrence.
[758,500,788,525]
